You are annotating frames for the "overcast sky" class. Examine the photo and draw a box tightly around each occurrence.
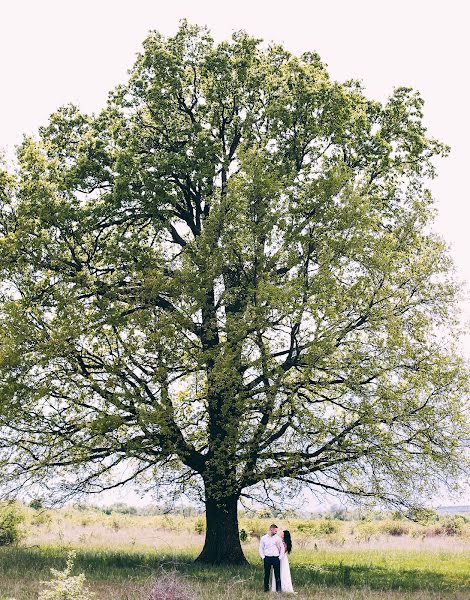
[1,0,468,508]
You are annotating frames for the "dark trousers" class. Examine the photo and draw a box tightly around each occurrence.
[264,555,281,592]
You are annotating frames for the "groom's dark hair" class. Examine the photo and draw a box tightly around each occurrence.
[270,523,278,529]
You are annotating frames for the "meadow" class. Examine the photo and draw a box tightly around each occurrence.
[0,504,469,599]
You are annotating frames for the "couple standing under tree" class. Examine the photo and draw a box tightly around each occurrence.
[259,524,295,593]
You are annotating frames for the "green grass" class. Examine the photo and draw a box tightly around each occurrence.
[279,548,470,591]
[1,504,469,598]
[0,545,468,599]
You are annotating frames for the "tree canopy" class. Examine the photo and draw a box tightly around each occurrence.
[0,22,468,563]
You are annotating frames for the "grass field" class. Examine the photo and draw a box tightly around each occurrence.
[0,505,468,599]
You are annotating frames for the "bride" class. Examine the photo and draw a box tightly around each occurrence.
[272,529,295,593]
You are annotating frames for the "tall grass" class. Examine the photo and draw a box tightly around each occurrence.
[0,544,468,599]
[0,505,468,599]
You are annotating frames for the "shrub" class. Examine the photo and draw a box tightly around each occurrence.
[31,510,52,527]
[246,520,267,539]
[387,524,408,536]
[317,520,339,535]
[437,516,466,536]
[239,528,249,542]
[380,520,410,536]
[108,503,137,515]
[194,517,205,535]
[407,507,440,524]
[292,519,339,537]
[0,502,24,546]
[162,515,177,531]
[294,521,318,536]
[147,571,196,600]
[354,521,378,542]
[38,551,96,600]
[29,498,43,510]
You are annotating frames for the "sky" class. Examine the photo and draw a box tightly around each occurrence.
[1,0,469,508]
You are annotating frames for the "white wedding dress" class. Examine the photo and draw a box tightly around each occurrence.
[271,552,294,593]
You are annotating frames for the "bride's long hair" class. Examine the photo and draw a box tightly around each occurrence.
[283,529,292,554]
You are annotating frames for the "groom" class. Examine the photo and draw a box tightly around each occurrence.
[259,523,283,592]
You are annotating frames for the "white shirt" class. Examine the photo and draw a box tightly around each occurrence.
[259,533,284,559]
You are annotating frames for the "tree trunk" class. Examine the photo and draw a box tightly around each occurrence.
[195,494,248,565]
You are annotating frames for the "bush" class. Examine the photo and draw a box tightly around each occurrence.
[31,510,52,527]
[294,521,318,536]
[317,519,339,535]
[108,503,137,515]
[330,508,350,521]
[246,520,267,539]
[380,520,410,536]
[147,571,196,600]
[29,498,43,510]
[387,524,409,536]
[292,519,339,537]
[0,502,24,546]
[407,507,440,524]
[437,516,466,536]
[353,521,378,542]
[194,517,205,535]
[38,551,96,600]
[161,515,177,531]
[239,528,249,542]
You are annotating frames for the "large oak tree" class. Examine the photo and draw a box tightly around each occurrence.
[0,22,468,564]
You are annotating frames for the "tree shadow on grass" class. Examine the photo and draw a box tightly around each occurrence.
[0,547,468,595]
[0,547,196,580]
[289,561,469,593]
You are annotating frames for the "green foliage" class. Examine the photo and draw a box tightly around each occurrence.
[293,519,339,537]
[29,498,43,510]
[108,503,137,515]
[38,551,96,600]
[194,517,205,535]
[353,521,379,542]
[0,502,24,546]
[407,507,440,524]
[244,520,267,539]
[239,528,249,542]
[330,508,350,521]
[379,520,410,536]
[31,510,52,527]
[0,20,468,563]
[317,520,340,535]
[436,515,467,536]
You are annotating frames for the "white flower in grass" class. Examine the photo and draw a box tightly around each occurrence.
[38,550,96,600]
